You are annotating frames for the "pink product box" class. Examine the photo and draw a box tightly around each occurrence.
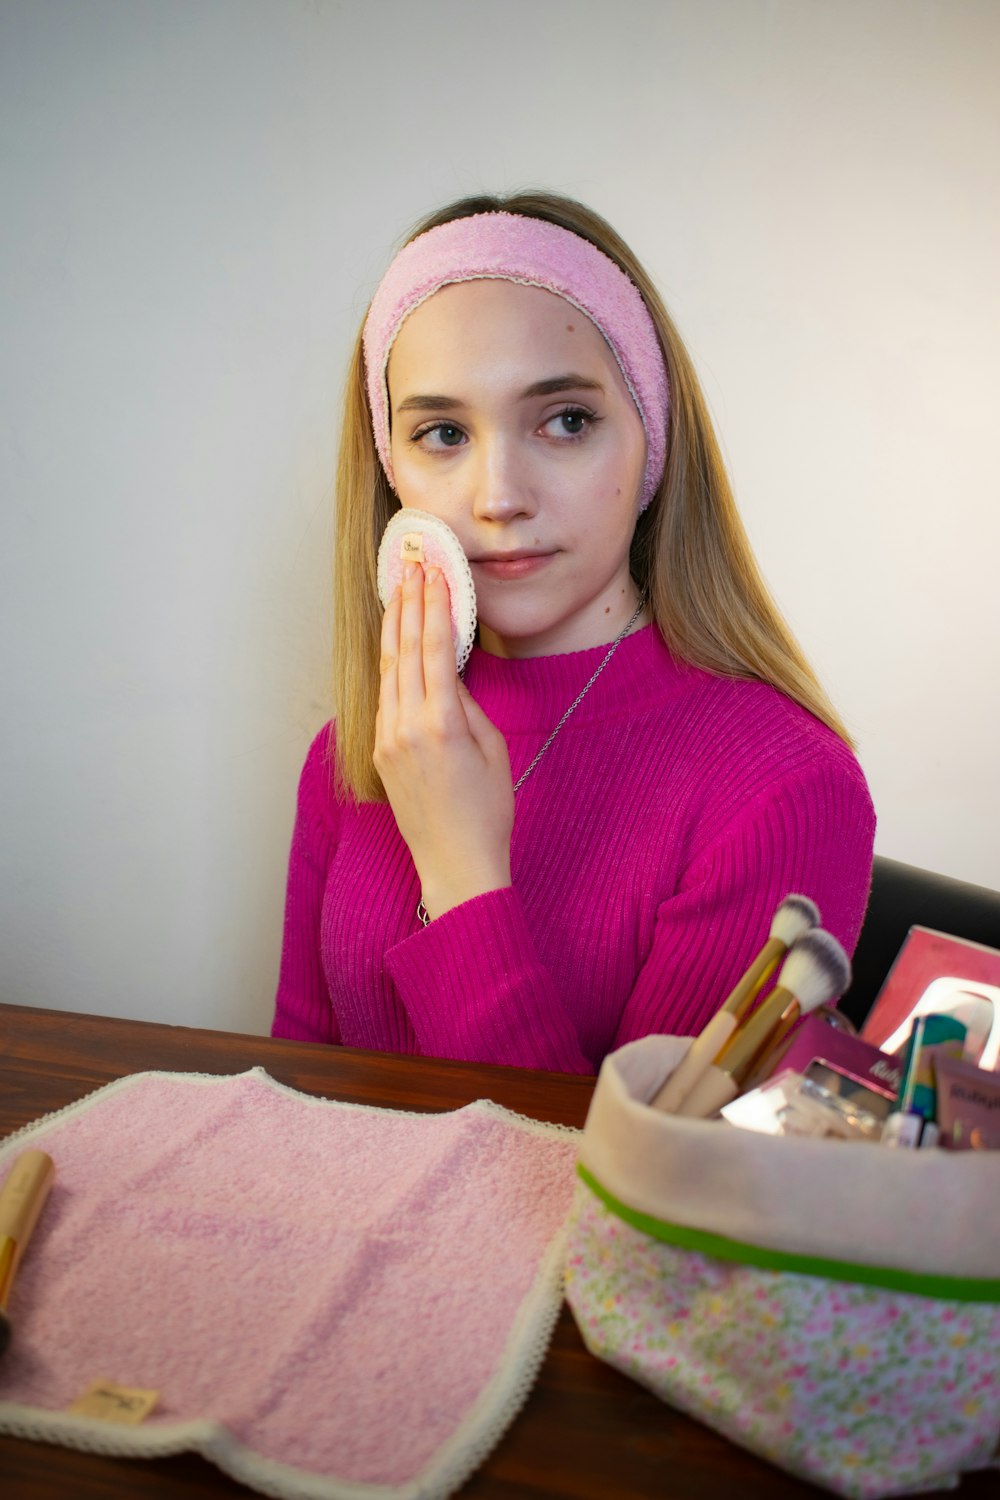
[763,1014,902,1100]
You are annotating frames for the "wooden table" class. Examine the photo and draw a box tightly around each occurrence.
[0,1003,993,1499]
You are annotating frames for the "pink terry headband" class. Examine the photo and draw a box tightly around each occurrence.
[362,212,670,510]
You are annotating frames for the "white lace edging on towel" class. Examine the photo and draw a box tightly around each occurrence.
[0,1066,581,1165]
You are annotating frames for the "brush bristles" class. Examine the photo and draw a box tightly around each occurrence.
[777,928,851,1013]
[769,894,821,948]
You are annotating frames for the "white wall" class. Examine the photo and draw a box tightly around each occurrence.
[2,0,998,1032]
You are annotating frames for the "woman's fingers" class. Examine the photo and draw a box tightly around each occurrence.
[377,583,402,724]
[396,561,426,714]
[455,677,501,753]
[421,566,460,703]
[456,685,512,798]
[377,564,462,761]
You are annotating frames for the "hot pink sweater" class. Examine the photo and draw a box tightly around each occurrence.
[272,626,875,1073]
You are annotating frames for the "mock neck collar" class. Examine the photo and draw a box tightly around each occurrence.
[462,624,690,730]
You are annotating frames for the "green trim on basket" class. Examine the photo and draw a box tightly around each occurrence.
[576,1163,1000,1303]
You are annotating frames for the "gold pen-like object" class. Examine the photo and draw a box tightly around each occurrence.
[677,930,851,1119]
[0,1149,55,1355]
[650,895,820,1114]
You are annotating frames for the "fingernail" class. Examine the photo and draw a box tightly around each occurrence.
[403,562,416,582]
[425,566,441,586]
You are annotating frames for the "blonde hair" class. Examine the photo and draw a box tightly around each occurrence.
[333,191,852,801]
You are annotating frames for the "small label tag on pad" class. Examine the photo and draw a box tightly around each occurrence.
[68,1380,160,1424]
[400,533,424,563]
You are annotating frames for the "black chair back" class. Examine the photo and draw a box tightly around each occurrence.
[840,855,1000,1028]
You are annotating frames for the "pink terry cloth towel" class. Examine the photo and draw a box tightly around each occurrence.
[0,1068,580,1499]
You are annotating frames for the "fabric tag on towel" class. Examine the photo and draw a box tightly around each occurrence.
[0,1069,578,1500]
[68,1380,160,1424]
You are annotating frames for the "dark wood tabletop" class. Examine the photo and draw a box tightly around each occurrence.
[0,1003,993,1499]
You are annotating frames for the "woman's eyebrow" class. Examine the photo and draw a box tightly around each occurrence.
[394,393,466,414]
[521,375,604,398]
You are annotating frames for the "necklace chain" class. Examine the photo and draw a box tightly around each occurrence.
[417,594,648,927]
[511,593,648,791]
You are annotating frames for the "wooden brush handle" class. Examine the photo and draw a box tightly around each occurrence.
[715,987,797,1079]
[0,1150,55,1249]
[720,938,784,1022]
[676,1064,739,1119]
[740,1004,801,1091]
[650,1011,737,1113]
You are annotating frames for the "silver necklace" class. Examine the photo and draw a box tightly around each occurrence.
[417,593,648,927]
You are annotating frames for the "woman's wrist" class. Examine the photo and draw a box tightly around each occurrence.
[419,862,512,923]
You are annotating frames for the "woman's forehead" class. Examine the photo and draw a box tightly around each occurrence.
[386,278,625,399]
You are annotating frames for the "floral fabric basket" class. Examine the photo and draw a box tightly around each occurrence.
[564,1036,1000,1499]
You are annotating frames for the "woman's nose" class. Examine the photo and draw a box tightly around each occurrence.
[470,438,538,523]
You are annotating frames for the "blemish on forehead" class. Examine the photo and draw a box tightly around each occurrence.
[566,323,575,333]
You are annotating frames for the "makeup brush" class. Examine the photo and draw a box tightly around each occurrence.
[650,894,820,1114]
[676,929,852,1119]
[741,1002,856,1094]
[0,1149,55,1356]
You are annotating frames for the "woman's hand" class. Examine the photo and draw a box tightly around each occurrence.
[374,562,515,920]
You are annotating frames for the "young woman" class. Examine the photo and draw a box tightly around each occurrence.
[271,191,875,1072]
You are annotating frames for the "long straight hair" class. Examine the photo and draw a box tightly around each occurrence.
[333,191,853,801]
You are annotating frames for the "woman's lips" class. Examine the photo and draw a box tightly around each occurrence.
[470,552,556,580]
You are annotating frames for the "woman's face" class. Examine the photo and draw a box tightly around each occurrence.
[386,279,647,659]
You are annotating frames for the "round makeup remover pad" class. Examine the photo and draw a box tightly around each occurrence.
[376,510,478,672]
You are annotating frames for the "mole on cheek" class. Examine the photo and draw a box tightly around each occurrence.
[566,324,575,333]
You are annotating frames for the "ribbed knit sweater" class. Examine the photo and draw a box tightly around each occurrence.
[272,625,875,1074]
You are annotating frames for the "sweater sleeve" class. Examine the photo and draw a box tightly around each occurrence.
[384,756,875,1074]
[610,756,875,1050]
[271,728,343,1045]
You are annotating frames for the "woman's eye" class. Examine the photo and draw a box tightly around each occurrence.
[543,408,595,439]
[412,422,466,450]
